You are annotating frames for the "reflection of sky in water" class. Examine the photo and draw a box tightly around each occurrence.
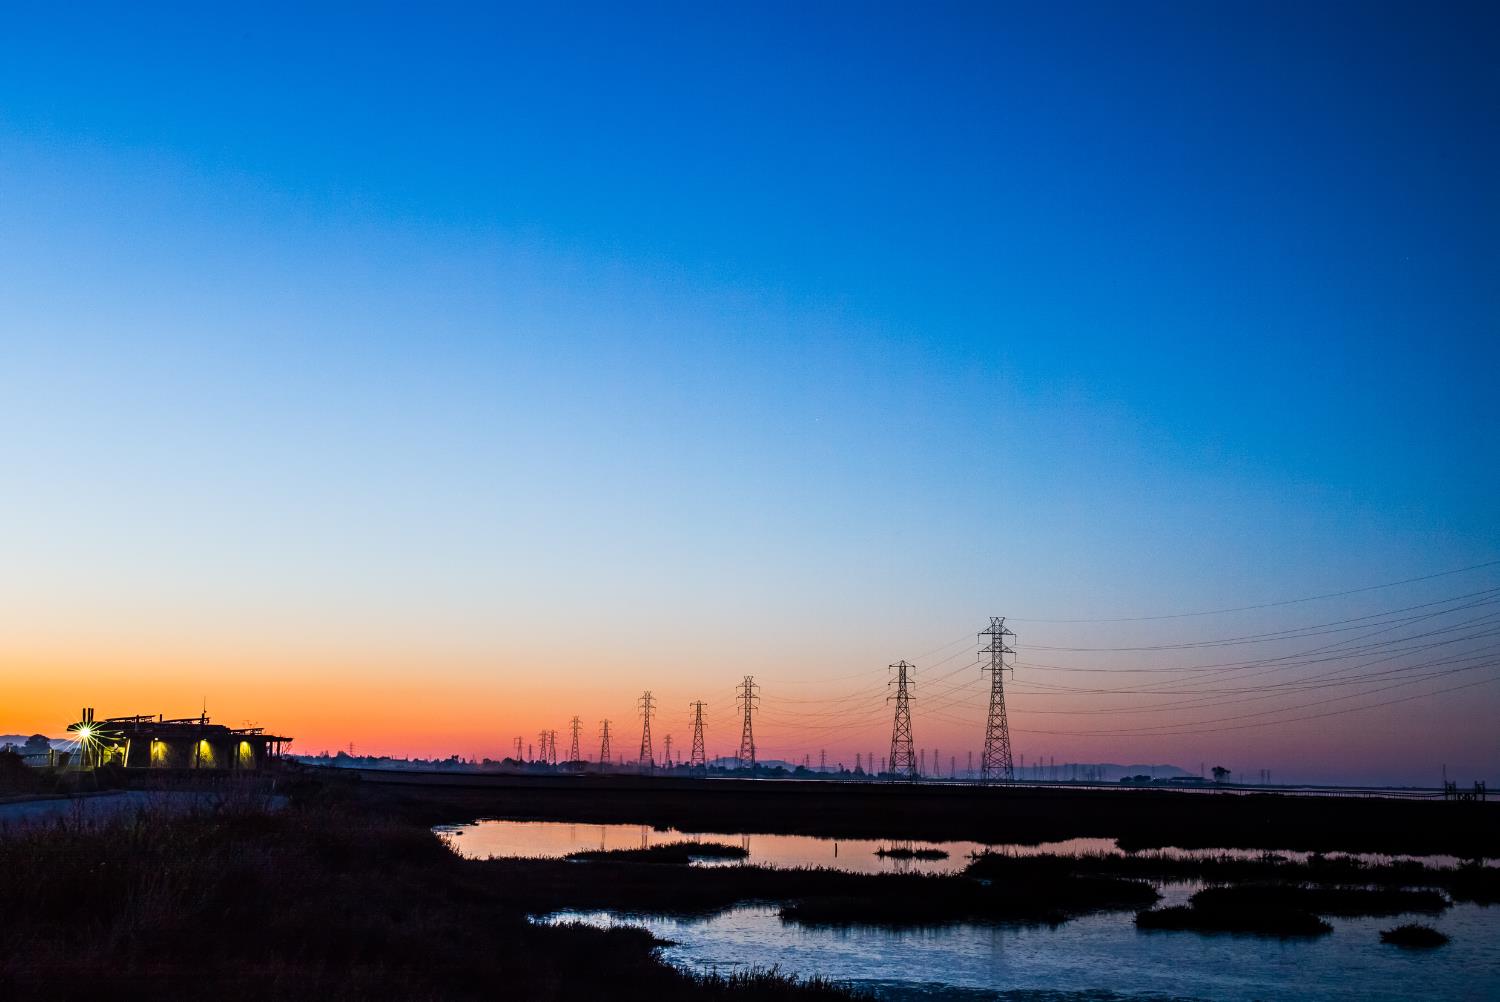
[540,903,1499,1002]
[437,820,1481,874]
[444,821,1500,999]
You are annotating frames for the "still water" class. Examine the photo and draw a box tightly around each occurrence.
[440,820,1499,999]
[437,819,1477,874]
[541,902,1499,1002]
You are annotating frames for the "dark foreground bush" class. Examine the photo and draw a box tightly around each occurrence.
[567,841,749,863]
[1380,923,1449,948]
[0,797,860,1001]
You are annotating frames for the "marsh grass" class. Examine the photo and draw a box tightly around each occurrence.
[566,841,749,863]
[0,788,861,1000]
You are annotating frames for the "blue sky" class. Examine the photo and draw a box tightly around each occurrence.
[1,3,1495,779]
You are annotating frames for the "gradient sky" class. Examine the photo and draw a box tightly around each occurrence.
[2,3,1496,784]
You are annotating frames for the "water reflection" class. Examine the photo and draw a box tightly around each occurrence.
[539,902,1498,1002]
[437,819,1476,874]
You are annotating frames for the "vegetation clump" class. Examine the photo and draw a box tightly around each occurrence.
[780,872,1157,928]
[874,845,949,860]
[567,841,749,864]
[1380,923,1449,948]
[1136,900,1332,938]
[1135,882,1450,938]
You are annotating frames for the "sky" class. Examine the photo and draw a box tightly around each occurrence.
[1,2,1496,785]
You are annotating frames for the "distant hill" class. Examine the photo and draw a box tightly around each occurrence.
[0,734,70,752]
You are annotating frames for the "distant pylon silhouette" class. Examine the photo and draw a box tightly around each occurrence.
[689,701,707,768]
[664,734,672,765]
[736,676,759,769]
[980,616,1016,783]
[888,660,917,781]
[548,729,558,765]
[638,691,657,768]
[568,716,582,763]
[537,730,549,764]
[598,719,611,764]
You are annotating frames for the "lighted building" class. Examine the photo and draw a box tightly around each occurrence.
[68,707,291,771]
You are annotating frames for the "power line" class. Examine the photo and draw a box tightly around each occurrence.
[1008,559,1500,624]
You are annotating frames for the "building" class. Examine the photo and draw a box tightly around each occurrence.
[67,707,291,771]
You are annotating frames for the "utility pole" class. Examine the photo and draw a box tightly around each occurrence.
[980,616,1016,783]
[598,720,611,765]
[568,717,582,763]
[736,676,759,770]
[638,692,657,768]
[888,660,917,781]
[689,701,707,768]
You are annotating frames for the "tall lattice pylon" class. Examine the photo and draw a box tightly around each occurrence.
[888,660,918,780]
[980,616,1016,783]
[598,719,611,764]
[568,716,582,763]
[548,729,559,765]
[736,676,759,769]
[688,701,707,768]
[638,691,657,768]
[537,730,550,764]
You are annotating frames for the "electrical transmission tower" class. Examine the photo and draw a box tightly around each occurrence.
[548,729,559,765]
[888,660,918,780]
[568,717,582,763]
[980,616,1017,783]
[514,736,523,760]
[598,719,611,764]
[664,734,672,765]
[638,691,657,768]
[537,730,549,764]
[688,701,707,768]
[736,676,759,770]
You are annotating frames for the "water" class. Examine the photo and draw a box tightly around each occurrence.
[436,819,1481,875]
[541,902,1500,1001]
[440,820,1500,999]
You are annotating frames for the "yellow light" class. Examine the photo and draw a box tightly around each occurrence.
[77,725,94,741]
